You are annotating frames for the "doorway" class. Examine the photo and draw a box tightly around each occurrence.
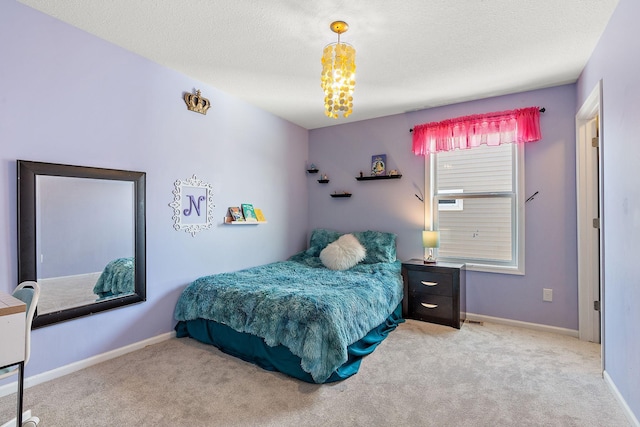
[575,81,603,351]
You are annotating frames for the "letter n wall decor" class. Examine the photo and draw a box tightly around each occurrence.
[169,174,215,236]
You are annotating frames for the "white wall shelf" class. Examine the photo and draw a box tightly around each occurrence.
[223,217,267,225]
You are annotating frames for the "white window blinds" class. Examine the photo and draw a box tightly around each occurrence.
[434,143,521,267]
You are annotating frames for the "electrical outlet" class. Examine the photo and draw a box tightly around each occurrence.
[543,288,553,302]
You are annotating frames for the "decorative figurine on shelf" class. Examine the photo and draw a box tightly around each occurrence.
[389,169,399,176]
[322,174,328,180]
[359,171,364,177]
[310,163,317,170]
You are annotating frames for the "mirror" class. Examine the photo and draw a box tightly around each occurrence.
[18,160,146,328]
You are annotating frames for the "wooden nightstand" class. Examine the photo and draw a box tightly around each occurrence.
[401,259,466,329]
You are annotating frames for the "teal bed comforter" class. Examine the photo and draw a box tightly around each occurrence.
[93,257,134,299]
[174,251,403,383]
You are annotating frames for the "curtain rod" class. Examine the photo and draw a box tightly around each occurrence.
[409,107,545,133]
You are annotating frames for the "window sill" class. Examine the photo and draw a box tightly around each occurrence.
[441,260,524,275]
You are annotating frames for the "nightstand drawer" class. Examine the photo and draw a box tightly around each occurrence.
[407,270,453,297]
[408,295,454,323]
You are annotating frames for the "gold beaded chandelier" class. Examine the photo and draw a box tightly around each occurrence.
[321,21,356,119]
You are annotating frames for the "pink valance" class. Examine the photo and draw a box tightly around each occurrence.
[412,107,542,156]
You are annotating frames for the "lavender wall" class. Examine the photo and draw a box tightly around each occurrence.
[577,0,640,418]
[309,84,578,330]
[307,115,425,261]
[0,2,309,378]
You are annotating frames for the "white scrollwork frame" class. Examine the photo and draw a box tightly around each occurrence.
[169,174,215,236]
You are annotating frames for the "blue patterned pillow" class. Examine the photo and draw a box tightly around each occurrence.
[306,228,343,257]
[352,230,397,263]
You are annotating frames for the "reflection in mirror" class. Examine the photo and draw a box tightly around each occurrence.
[36,176,135,314]
[18,160,146,328]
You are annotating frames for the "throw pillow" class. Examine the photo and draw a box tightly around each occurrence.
[319,233,367,270]
[352,230,397,263]
[306,228,343,257]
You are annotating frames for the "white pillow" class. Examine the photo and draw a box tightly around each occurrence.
[319,233,367,270]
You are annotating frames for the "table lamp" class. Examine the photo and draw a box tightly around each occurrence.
[423,230,440,264]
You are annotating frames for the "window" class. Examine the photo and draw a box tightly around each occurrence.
[438,188,463,211]
[428,143,524,274]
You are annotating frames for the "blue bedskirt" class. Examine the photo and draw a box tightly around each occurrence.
[175,303,404,383]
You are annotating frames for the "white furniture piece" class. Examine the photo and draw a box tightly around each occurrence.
[0,282,41,427]
[0,291,25,426]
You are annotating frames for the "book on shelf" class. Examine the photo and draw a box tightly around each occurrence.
[254,208,266,222]
[241,203,258,221]
[228,206,244,222]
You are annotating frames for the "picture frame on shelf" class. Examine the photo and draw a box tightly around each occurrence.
[371,154,387,176]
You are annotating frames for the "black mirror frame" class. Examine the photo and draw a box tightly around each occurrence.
[18,160,146,328]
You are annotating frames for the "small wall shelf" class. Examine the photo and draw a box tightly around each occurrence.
[224,217,267,225]
[331,193,352,198]
[307,169,319,174]
[318,179,329,184]
[355,174,402,181]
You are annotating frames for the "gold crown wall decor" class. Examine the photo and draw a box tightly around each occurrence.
[184,89,211,115]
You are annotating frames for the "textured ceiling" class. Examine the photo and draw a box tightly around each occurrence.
[18,0,619,129]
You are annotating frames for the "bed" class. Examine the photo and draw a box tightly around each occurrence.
[93,257,135,299]
[174,229,404,383]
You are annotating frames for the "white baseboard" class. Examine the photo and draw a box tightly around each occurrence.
[0,331,175,398]
[464,312,580,338]
[604,370,640,427]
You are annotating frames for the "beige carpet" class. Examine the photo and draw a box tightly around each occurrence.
[0,320,630,426]
[37,273,101,314]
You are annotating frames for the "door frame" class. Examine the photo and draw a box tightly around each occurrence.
[575,81,604,359]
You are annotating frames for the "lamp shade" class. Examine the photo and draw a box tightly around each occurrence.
[321,21,356,119]
[422,230,440,248]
